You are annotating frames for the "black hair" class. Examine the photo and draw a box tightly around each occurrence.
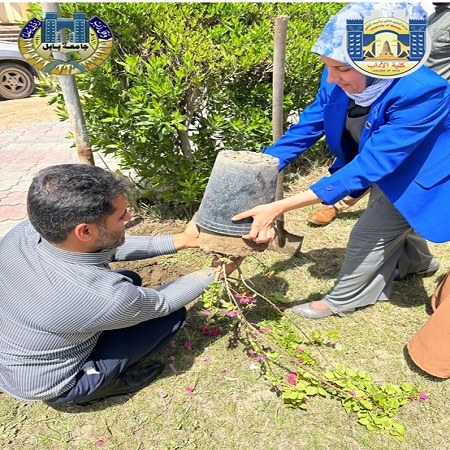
[27,164,133,243]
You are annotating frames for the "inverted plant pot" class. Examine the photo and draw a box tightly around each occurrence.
[195,150,279,237]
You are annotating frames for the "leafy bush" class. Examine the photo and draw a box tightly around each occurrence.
[39,2,343,212]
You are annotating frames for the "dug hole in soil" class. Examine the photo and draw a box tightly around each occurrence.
[111,220,209,289]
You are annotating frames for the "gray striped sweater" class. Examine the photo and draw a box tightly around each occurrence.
[0,220,215,401]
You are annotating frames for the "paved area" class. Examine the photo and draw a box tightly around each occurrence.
[0,121,123,239]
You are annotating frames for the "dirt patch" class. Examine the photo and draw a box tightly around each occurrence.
[116,258,203,289]
[111,219,208,288]
[0,91,59,130]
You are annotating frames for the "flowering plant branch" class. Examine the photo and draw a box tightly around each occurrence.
[200,257,427,441]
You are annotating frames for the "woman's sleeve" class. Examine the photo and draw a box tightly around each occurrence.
[311,80,450,204]
[263,71,329,170]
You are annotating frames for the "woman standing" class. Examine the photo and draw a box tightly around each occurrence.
[233,2,450,319]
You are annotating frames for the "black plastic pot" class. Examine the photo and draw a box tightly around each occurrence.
[195,151,279,236]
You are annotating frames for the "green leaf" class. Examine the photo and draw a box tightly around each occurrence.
[318,387,328,397]
[401,382,415,392]
[385,384,401,395]
[358,417,371,426]
[306,387,318,396]
[360,400,373,410]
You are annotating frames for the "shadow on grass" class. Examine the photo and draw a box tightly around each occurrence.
[303,248,346,280]
[261,247,346,281]
[266,245,439,309]
[391,277,434,312]
[402,345,448,382]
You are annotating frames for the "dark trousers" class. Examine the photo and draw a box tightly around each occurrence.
[46,270,186,404]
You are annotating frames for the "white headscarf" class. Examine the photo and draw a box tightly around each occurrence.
[311,2,428,106]
[346,78,394,107]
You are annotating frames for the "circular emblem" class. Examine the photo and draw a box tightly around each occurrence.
[18,13,113,75]
[343,13,430,78]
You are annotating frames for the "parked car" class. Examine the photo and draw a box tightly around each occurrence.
[0,40,39,100]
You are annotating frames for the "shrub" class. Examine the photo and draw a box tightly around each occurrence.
[39,2,343,212]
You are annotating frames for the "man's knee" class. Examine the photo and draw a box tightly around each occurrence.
[115,270,142,286]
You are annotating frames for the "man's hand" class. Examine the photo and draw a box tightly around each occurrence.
[212,255,245,280]
[173,219,200,250]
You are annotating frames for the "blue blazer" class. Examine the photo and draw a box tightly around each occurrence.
[264,66,450,243]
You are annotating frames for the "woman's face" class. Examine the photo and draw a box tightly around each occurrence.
[321,56,367,94]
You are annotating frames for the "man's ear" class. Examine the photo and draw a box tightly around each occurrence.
[73,223,97,242]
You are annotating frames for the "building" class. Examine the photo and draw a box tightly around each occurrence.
[0,2,31,42]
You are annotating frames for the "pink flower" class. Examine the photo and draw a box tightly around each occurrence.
[159,391,168,398]
[228,310,241,317]
[234,292,256,304]
[287,372,297,386]
[95,441,105,447]
[204,355,211,362]
[184,341,193,349]
[295,348,303,354]
[248,349,255,356]
[266,274,272,279]
[419,391,428,401]
[186,387,195,393]
[297,358,304,364]
[255,355,264,362]
[221,368,228,374]
[169,340,176,348]
[349,390,356,396]
[242,296,256,304]
[204,310,211,315]
[168,356,176,361]
[202,326,222,336]
[263,327,271,333]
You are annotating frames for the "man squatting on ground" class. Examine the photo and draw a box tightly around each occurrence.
[0,164,240,405]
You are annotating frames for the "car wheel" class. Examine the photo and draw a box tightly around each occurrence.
[0,62,36,100]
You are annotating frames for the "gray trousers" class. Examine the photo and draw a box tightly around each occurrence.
[323,185,436,312]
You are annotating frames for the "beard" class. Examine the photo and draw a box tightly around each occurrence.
[94,224,126,251]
